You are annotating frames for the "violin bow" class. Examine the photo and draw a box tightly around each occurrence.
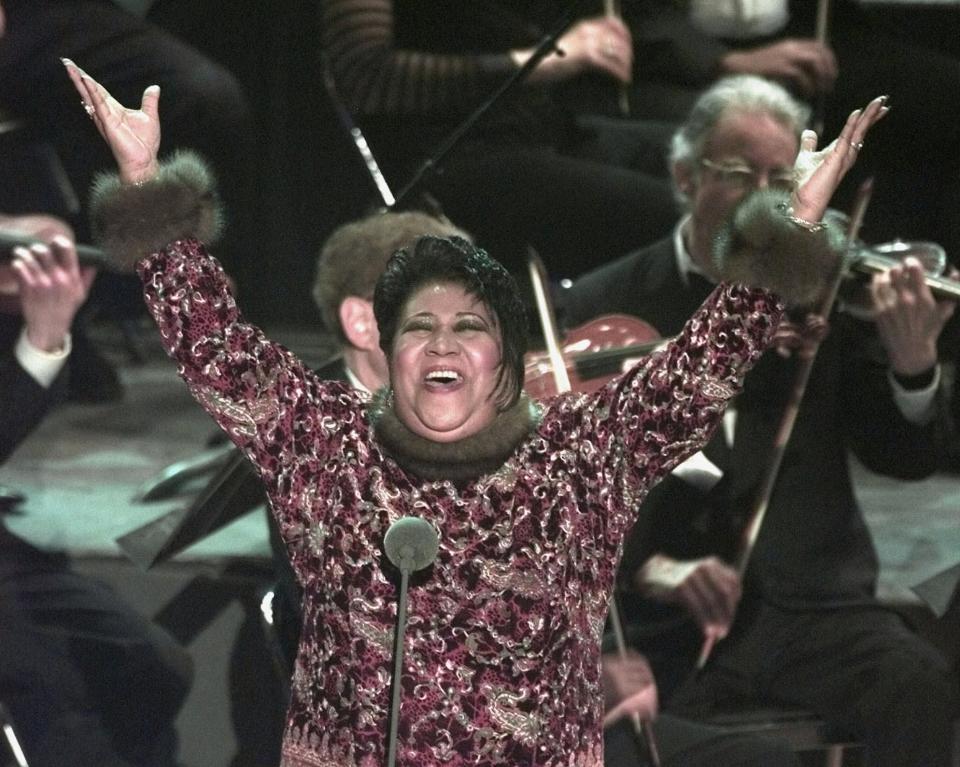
[526,247,661,767]
[603,0,631,116]
[812,0,831,137]
[695,177,874,670]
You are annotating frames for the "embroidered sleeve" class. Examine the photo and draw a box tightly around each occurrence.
[136,238,365,492]
[551,282,782,543]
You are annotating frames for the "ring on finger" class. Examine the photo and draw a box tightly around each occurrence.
[82,101,95,117]
[849,140,864,151]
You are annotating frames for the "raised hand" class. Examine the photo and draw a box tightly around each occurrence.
[62,58,160,185]
[790,95,889,223]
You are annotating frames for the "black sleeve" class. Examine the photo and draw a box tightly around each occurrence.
[0,353,60,466]
[320,0,517,117]
[841,317,946,480]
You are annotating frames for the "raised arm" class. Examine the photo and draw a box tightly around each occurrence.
[61,62,365,487]
[570,96,889,537]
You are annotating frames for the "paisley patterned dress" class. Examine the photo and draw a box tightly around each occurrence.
[138,238,782,767]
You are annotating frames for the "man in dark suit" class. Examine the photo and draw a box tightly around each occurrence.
[0,215,83,461]
[562,75,959,767]
[0,215,193,766]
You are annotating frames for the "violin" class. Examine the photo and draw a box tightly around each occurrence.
[523,313,665,398]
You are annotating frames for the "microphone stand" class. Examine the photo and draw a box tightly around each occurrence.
[391,0,591,210]
[386,555,414,767]
[383,517,439,767]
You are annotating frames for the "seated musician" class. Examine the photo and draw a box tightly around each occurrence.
[561,74,959,767]
[0,214,193,767]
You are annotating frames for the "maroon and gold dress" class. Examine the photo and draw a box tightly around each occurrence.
[139,237,782,767]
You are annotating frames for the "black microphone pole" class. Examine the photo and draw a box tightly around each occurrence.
[391,0,591,210]
[382,517,440,767]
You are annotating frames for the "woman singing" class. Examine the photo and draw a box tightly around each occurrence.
[63,58,883,766]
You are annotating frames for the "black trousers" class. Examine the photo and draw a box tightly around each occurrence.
[667,600,959,767]
[605,713,799,767]
[0,529,193,767]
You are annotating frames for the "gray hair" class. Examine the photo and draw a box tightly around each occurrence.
[670,75,810,207]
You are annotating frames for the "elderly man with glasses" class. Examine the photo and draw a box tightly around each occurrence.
[561,75,958,767]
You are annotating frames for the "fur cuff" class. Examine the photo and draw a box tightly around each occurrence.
[90,150,224,271]
[714,189,844,309]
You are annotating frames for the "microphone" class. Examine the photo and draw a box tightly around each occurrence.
[382,517,439,767]
[0,231,112,270]
[384,516,439,573]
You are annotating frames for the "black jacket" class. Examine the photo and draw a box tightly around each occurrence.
[562,236,945,609]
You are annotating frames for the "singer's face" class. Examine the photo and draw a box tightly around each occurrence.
[390,281,503,443]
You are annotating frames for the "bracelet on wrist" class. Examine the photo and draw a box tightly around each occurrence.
[778,202,826,233]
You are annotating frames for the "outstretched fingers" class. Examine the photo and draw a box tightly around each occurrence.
[837,96,889,164]
[140,84,161,121]
[800,129,819,153]
[63,58,110,136]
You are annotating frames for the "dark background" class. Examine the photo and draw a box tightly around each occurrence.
[142,0,960,325]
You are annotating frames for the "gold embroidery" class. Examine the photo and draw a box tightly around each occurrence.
[484,687,541,746]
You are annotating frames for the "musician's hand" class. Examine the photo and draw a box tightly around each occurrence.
[519,16,632,86]
[637,554,741,639]
[721,39,837,98]
[0,213,74,244]
[62,58,160,185]
[13,236,94,353]
[871,257,954,376]
[601,650,659,728]
[790,95,889,224]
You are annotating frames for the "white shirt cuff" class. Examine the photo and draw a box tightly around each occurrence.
[888,365,940,426]
[15,328,71,388]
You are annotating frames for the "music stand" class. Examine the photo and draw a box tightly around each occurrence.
[117,450,264,570]
[912,562,960,619]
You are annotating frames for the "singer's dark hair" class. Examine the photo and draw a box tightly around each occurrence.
[374,235,528,411]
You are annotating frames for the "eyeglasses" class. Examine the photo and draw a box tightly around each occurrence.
[700,158,796,192]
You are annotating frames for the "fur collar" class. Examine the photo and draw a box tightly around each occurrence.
[368,388,542,483]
